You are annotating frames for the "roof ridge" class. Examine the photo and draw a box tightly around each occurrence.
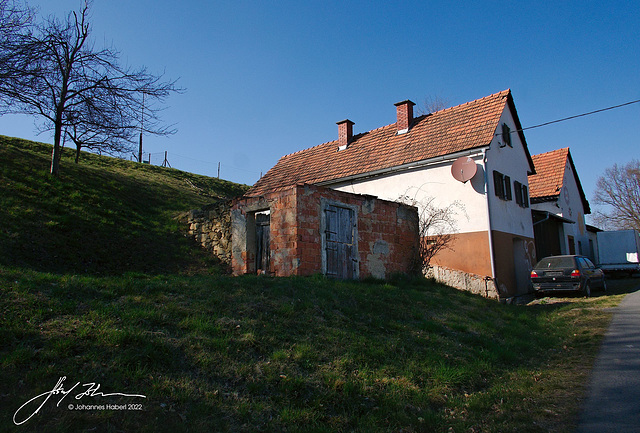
[532,147,569,158]
[280,140,335,159]
[429,88,511,115]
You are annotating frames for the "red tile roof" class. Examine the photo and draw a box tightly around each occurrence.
[529,148,590,213]
[248,89,529,196]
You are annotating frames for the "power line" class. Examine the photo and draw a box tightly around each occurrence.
[496,98,640,136]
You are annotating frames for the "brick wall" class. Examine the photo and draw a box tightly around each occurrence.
[231,184,418,279]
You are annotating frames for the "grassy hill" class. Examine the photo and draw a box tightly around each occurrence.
[0,134,629,432]
[0,135,249,274]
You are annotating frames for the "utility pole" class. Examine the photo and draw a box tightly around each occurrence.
[217,162,220,179]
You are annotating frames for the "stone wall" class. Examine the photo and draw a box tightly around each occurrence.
[426,265,499,299]
[181,200,232,265]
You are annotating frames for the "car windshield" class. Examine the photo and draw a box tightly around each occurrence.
[535,257,576,269]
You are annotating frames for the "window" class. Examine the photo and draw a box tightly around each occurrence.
[514,181,530,208]
[502,123,512,147]
[493,171,512,201]
[493,171,504,199]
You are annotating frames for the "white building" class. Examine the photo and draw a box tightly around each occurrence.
[248,90,537,299]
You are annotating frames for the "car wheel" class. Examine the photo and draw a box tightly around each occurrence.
[583,282,592,298]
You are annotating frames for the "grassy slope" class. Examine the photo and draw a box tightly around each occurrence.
[0,135,249,275]
[0,135,628,432]
[0,270,622,433]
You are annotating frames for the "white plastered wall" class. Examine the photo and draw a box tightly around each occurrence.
[484,107,535,239]
[557,161,590,254]
[329,153,489,235]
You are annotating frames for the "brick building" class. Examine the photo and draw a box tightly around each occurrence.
[231,184,418,279]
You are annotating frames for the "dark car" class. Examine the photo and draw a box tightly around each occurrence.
[531,255,607,297]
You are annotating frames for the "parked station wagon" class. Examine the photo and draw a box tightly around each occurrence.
[530,255,606,297]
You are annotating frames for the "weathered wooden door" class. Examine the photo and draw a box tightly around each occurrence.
[256,213,270,273]
[324,205,357,279]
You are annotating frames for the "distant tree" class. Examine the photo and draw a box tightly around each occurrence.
[417,95,451,115]
[0,1,180,175]
[593,159,640,231]
[398,194,465,273]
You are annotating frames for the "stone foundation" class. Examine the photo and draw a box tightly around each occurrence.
[426,265,499,299]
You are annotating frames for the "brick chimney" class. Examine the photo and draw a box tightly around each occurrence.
[336,119,354,150]
[394,100,415,134]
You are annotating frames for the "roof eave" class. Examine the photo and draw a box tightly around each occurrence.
[315,146,489,188]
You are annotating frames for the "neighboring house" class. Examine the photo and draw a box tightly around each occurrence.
[528,148,593,261]
[246,89,537,299]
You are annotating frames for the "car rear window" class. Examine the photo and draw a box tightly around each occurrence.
[535,257,576,269]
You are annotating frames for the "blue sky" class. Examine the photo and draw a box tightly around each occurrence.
[1,0,638,220]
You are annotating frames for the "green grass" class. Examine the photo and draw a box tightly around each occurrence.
[0,269,630,432]
[0,135,249,275]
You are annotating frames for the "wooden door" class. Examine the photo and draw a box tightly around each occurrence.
[256,213,270,273]
[325,205,357,279]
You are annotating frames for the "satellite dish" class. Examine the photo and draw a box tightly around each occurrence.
[451,156,477,183]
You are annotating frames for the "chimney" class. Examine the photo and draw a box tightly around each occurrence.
[394,100,415,134]
[336,119,354,150]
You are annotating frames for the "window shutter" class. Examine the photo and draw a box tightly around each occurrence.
[505,176,512,200]
[514,181,522,205]
[523,185,529,208]
[502,123,512,147]
[493,171,504,199]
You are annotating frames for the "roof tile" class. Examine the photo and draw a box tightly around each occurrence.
[528,148,569,200]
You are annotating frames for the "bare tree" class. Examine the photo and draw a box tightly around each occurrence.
[0,1,180,175]
[593,159,640,231]
[398,195,465,273]
[416,95,451,116]
[0,0,36,108]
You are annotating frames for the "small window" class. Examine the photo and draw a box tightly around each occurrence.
[493,171,505,200]
[514,181,522,205]
[502,123,512,147]
[514,181,529,208]
[493,171,512,201]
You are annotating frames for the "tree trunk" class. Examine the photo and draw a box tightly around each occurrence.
[50,124,62,175]
[50,104,65,176]
[75,144,81,163]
